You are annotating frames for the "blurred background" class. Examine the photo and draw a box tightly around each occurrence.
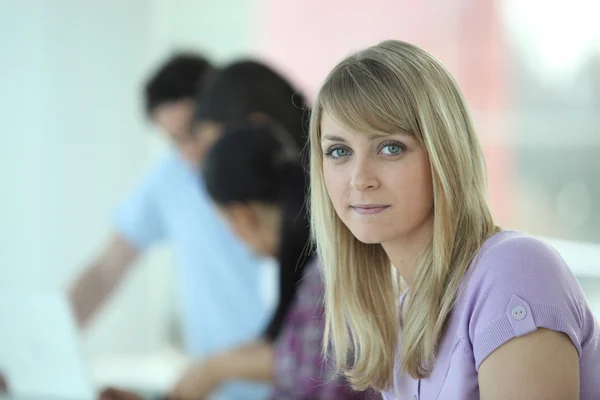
[1,0,599,393]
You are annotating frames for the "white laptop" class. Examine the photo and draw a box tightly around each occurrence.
[0,288,96,400]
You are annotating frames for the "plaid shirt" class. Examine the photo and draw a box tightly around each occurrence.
[270,260,381,400]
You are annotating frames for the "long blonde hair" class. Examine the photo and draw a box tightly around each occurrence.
[309,40,499,391]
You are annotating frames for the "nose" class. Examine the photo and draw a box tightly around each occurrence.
[350,157,380,191]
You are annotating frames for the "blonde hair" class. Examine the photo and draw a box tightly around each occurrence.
[309,40,499,391]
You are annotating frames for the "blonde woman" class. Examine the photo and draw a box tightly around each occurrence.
[309,40,600,399]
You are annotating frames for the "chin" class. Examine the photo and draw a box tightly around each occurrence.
[348,227,393,245]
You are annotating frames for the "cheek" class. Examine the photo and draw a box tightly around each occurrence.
[389,155,433,214]
[171,107,193,131]
[159,114,184,135]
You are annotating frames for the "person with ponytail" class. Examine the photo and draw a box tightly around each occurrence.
[309,40,600,399]
[170,123,376,399]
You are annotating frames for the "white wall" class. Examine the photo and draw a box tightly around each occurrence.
[0,0,159,355]
[0,0,254,357]
[0,2,47,287]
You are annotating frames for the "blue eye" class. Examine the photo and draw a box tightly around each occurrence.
[332,148,349,157]
[325,146,351,158]
[380,142,404,155]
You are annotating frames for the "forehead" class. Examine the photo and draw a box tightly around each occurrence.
[320,111,345,134]
[152,99,191,117]
[319,111,374,139]
[320,110,413,142]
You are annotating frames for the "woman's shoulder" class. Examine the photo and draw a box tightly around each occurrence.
[478,230,559,259]
[459,230,586,320]
[426,232,600,397]
[454,230,590,368]
[468,230,577,291]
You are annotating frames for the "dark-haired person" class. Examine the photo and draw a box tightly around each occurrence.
[171,124,379,400]
[70,54,271,399]
[193,60,310,169]
[191,60,315,346]
[95,58,316,400]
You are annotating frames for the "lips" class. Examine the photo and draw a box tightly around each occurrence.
[351,204,390,215]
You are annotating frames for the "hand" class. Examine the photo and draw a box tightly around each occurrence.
[98,387,144,400]
[170,357,224,400]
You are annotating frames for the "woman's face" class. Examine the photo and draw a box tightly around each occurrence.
[320,111,434,246]
[218,202,281,258]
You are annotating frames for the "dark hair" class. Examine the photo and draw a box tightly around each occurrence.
[194,60,310,153]
[204,123,313,342]
[144,53,215,116]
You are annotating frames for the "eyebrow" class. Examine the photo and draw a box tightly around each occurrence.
[321,132,409,143]
[321,134,348,142]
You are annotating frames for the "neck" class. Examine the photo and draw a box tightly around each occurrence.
[381,216,434,288]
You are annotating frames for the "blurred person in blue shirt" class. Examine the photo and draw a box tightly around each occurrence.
[69,54,272,399]
[97,60,312,400]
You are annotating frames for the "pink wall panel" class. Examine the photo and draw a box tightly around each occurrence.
[253,0,513,222]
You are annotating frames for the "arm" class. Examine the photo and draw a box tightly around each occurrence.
[468,235,585,400]
[213,340,274,382]
[69,233,139,329]
[169,340,274,400]
[71,161,166,329]
[479,328,579,399]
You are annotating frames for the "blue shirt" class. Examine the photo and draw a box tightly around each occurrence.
[115,151,271,399]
